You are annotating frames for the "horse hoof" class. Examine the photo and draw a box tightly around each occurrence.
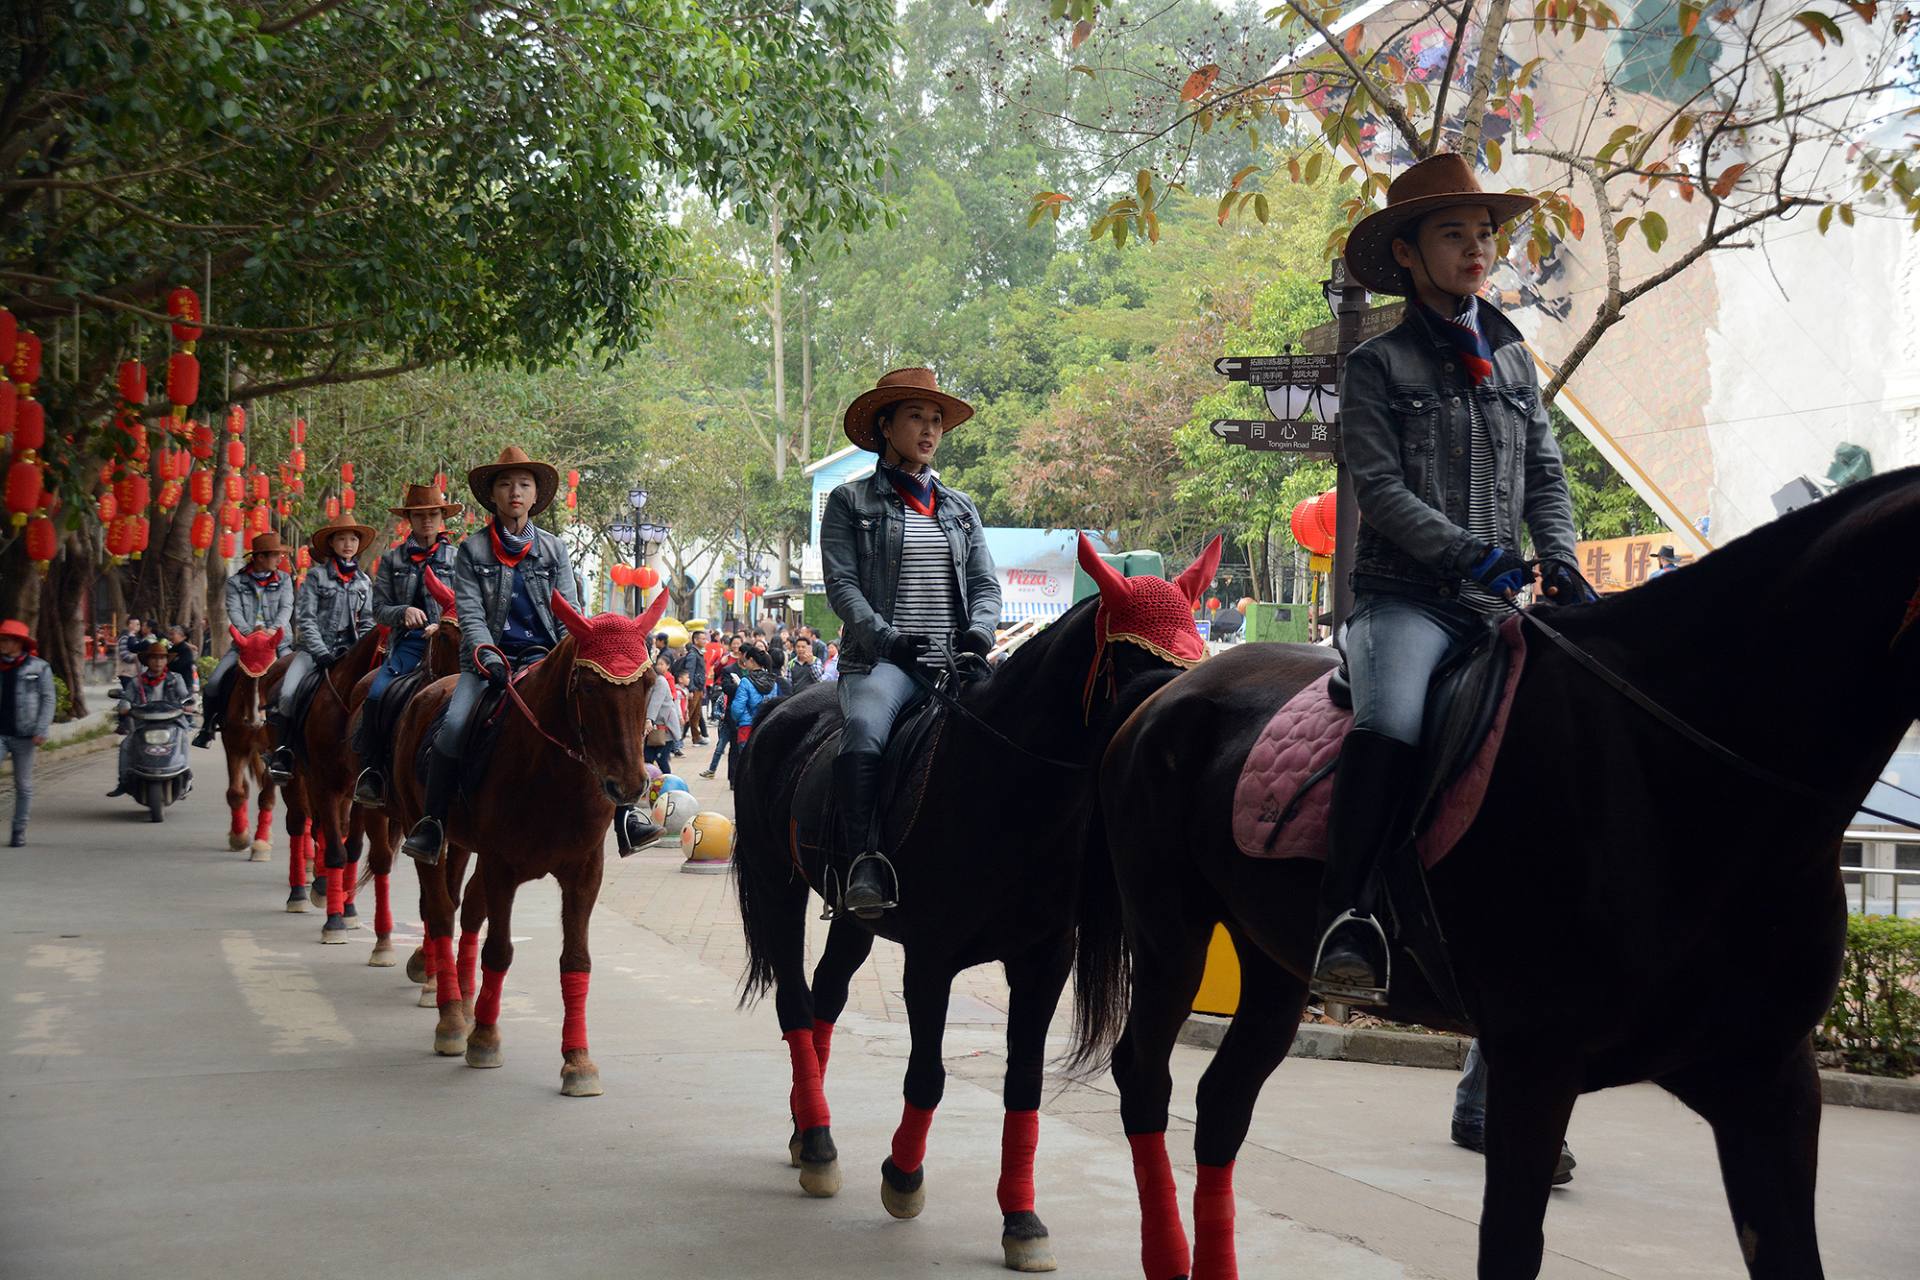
[404,946,428,984]
[342,904,361,929]
[1002,1214,1056,1272]
[285,890,310,913]
[798,1159,842,1199]
[416,984,436,1008]
[465,1027,503,1069]
[788,1128,802,1169]
[432,1010,467,1055]
[228,833,249,852]
[368,940,397,967]
[320,915,349,944]
[560,1061,603,1097]
[309,883,327,909]
[248,847,271,863]
[880,1156,925,1220]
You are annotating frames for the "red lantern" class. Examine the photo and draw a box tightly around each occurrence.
[433,471,448,491]
[133,516,150,554]
[275,497,290,518]
[9,330,40,386]
[566,490,578,510]
[167,286,203,343]
[225,438,245,470]
[249,472,268,502]
[249,504,270,537]
[325,495,340,520]
[297,546,312,571]
[189,422,213,459]
[218,530,236,559]
[221,473,240,503]
[609,564,629,588]
[189,470,213,506]
[25,514,56,566]
[167,351,199,416]
[636,566,660,590]
[220,500,241,532]
[13,399,44,455]
[96,490,117,524]
[748,584,765,600]
[118,474,150,514]
[341,484,355,512]
[289,477,304,495]
[289,448,305,473]
[225,404,245,435]
[1207,597,1221,611]
[722,588,735,605]
[290,417,306,444]
[1289,490,1338,558]
[107,517,135,558]
[567,469,580,488]
[158,479,182,512]
[190,511,214,551]
[340,461,355,484]
[118,360,147,406]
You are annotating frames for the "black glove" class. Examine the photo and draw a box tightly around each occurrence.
[886,632,931,667]
[953,628,991,657]
[480,656,510,689]
[1467,544,1530,598]
[1538,558,1598,606]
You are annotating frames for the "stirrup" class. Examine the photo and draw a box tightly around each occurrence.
[266,747,295,784]
[841,851,900,919]
[352,768,386,809]
[1309,910,1392,1006]
[613,805,662,857]
[402,818,445,867]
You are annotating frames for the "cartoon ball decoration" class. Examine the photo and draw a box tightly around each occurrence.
[657,774,690,796]
[651,789,699,836]
[678,811,735,874]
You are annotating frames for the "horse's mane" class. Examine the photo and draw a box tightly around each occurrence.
[1544,465,1920,640]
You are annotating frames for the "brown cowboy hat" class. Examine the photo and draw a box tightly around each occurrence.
[247,530,288,557]
[842,368,974,454]
[309,521,377,561]
[1343,153,1540,296]
[388,482,463,518]
[0,619,36,651]
[467,445,560,518]
[142,638,173,661]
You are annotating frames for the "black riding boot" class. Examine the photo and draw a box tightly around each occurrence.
[1310,728,1422,1006]
[835,751,894,919]
[401,746,458,866]
[192,705,219,749]
[351,692,385,808]
[265,710,295,784]
[612,804,663,856]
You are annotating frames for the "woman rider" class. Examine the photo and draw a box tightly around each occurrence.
[194,531,295,748]
[352,483,462,807]
[401,446,660,865]
[1312,154,1595,1005]
[819,367,1001,918]
[267,520,376,782]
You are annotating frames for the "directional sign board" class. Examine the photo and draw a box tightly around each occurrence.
[1210,354,1339,459]
[1209,418,1337,454]
[1299,302,1402,355]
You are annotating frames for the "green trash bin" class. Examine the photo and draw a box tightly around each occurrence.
[1072,550,1167,602]
[1243,602,1312,645]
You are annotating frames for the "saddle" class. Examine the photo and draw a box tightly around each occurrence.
[791,698,949,872]
[410,658,546,797]
[287,664,330,762]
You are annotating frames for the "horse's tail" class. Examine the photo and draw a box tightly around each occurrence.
[733,715,802,1009]
[1067,787,1130,1074]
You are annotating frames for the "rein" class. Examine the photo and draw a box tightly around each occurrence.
[473,641,593,769]
[1512,602,1920,833]
[903,655,1091,774]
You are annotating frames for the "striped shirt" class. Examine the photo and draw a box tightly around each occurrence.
[1452,299,1509,615]
[891,508,961,668]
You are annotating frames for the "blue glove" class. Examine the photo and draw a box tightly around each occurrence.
[1469,544,1530,598]
[1539,558,1598,606]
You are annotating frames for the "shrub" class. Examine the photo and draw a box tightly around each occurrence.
[198,653,218,682]
[1820,914,1920,1077]
[52,674,72,723]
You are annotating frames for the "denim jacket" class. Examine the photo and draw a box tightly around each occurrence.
[820,468,1001,675]
[452,524,582,675]
[295,566,375,662]
[372,537,459,631]
[1,656,56,739]
[1340,302,1578,602]
[223,570,295,648]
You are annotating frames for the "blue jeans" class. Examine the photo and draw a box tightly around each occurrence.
[1453,1038,1487,1131]
[837,660,928,758]
[1346,593,1490,746]
[368,630,427,701]
[276,651,316,719]
[6,735,36,836]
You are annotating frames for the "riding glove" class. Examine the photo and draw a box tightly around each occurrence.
[1468,544,1530,598]
[886,632,932,667]
[481,657,510,689]
[1539,558,1599,605]
[953,629,992,657]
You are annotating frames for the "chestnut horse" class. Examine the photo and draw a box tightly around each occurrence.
[733,535,1219,1273]
[217,627,284,862]
[1072,467,1920,1279]
[387,589,666,1096]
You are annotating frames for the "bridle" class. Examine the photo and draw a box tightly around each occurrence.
[903,653,1089,773]
[473,640,640,783]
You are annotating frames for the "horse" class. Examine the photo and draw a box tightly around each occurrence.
[386,588,667,1096]
[733,534,1221,1274]
[1072,467,1920,1280]
[216,627,284,862]
[262,626,387,935]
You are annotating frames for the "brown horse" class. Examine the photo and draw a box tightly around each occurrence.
[387,589,667,1096]
[217,627,284,862]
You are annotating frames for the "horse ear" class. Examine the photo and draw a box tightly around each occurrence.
[1077,533,1127,600]
[228,624,243,646]
[270,627,284,649]
[1173,534,1224,606]
[549,589,594,639]
[423,565,456,616]
[635,588,671,635]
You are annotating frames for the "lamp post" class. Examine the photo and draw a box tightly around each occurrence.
[637,519,671,619]
[1321,262,1367,632]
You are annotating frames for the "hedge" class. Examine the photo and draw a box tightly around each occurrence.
[1820,914,1920,1077]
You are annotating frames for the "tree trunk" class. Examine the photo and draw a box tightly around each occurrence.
[767,205,793,589]
[37,533,92,718]
[799,280,814,465]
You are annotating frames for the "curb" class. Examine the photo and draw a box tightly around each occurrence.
[1178,1016,1920,1113]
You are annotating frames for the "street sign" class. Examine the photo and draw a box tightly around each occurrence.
[1213,354,1339,387]
[1299,301,1402,355]
[1209,418,1338,456]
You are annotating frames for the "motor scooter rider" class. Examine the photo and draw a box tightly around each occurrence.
[108,640,192,797]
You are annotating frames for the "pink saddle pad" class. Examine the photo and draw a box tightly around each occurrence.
[1231,617,1526,868]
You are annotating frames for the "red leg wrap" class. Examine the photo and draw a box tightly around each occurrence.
[997,1109,1040,1214]
[288,833,305,887]
[431,935,461,1008]
[457,932,479,1001]
[783,1029,830,1131]
[343,864,358,905]
[811,1019,834,1082]
[373,874,393,936]
[559,970,589,1053]
[890,1101,936,1175]
[230,805,247,837]
[474,966,507,1027]
[254,806,273,842]
[1192,1162,1237,1280]
[1128,1132,1191,1280]
[326,865,345,916]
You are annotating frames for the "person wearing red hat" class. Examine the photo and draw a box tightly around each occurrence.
[0,619,55,846]
[819,368,1002,918]
[195,531,296,749]
[1311,153,1595,1006]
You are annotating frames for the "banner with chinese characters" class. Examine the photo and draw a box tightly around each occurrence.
[1574,532,1690,594]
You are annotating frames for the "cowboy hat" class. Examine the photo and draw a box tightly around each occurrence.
[0,619,35,651]
[142,638,173,661]
[468,445,560,518]
[309,521,378,561]
[247,530,288,557]
[842,368,974,454]
[1343,153,1540,296]
[388,482,463,518]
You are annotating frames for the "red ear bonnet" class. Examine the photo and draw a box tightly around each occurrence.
[548,589,668,683]
[230,626,282,677]
[1077,532,1221,712]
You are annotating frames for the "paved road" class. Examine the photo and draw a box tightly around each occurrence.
[3,740,1915,1278]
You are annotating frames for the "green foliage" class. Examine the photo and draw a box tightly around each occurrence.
[198,654,218,683]
[52,674,72,724]
[1550,408,1663,540]
[1820,914,1920,1078]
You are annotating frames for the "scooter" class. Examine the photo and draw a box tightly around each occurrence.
[113,701,193,822]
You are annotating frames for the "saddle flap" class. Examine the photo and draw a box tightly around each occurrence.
[795,701,947,860]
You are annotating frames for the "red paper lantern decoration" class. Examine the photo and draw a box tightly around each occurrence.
[158,480,183,512]
[6,457,43,527]
[190,511,214,551]
[107,517,135,558]
[341,484,355,512]
[190,422,213,459]
[325,495,340,520]
[96,490,117,524]
[222,473,240,504]
[636,566,660,590]
[249,504,270,537]
[1207,597,1222,611]
[187,469,211,507]
[567,469,580,488]
[220,500,242,532]
[225,404,245,435]
[722,588,735,605]
[290,417,306,444]
[118,360,147,406]
[433,471,448,491]
[340,461,355,484]
[167,351,199,420]
[13,399,44,454]
[1289,489,1338,558]
[25,514,56,566]
[609,564,629,588]
[0,309,13,365]
[225,437,245,470]
[249,472,269,502]
[166,286,203,343]
[133,516,150,554]
[296,546,312,571]
[289,476,304,495]
[566,490,578,510]
[289,448,305,473]
[115,474,150,514]
[748,584,765,599]
[8,330,40,386]
[218,530,236,560]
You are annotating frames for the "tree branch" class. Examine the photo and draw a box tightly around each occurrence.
[229,359,431,404]
[1286,1,1425,155]
[1456,0,1511,156]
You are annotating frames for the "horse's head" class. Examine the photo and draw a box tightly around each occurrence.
[549,587,667,807]
[1075,532,1222,712]
[228,625,283,678]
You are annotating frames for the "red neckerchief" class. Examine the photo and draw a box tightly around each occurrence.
[880,461,937,517]
[140,669,167,688]
[488,521,531,568]
[248,570,280,588]
[406,535,448,565]
[0,652,26,671]
[331,558,360,584]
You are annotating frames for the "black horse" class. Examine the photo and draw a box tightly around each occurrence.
[736,534,1220,1273]
[1074,466,1920,1280]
